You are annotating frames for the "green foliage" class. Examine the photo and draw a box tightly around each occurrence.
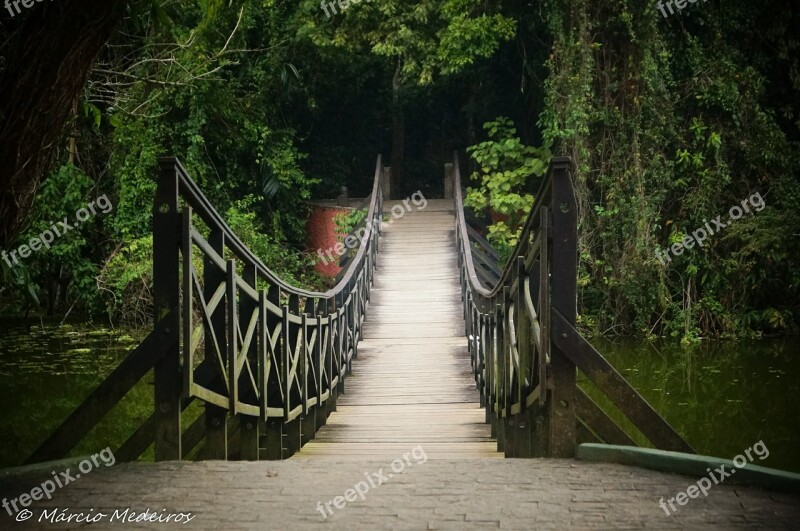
[301,0,516,86]
[100,236,153,327]
[334,208,368,239]
[4,163,110,316]
[2,0,798,342]
[1,0,328,322]
[465,117,549,260]
[540,0,800,338]
[224,195,324,291]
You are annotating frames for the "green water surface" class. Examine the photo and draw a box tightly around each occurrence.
[0,322,798,472]
[0,322,151,468]
[584,337,799,472]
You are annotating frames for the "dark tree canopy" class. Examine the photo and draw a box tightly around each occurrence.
[0,0,126,247]
[0,0,797,339]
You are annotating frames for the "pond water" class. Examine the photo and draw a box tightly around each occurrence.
[0,322,797,471]
[584,337,800,472]
[0,322,151,468]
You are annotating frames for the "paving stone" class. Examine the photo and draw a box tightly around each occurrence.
[1,458,798,529]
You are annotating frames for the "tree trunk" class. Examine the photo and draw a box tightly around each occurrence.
[390,59,405,199]
[466,80,480,178]
[0,0,125,247]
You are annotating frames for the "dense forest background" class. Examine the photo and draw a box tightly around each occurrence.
[0,0,797,341]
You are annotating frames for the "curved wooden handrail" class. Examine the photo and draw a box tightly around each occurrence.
[30,155,385,465]
[453,153,565,300]
[29,150,694,466]
[452,152,694,457]
[158,154,386,459]
[163,155,384,300]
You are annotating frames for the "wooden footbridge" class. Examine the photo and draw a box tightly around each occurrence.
[11,155,800,529]
[301,199,499,459]
[25,154,694,464]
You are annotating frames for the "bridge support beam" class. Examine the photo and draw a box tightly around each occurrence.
[205,405,228,459]
[496,415,506,454]
[203,229,229,460]
[504,412,531,458]
[503,416,516,457]
[329,388,338,413]
[285,418,302,457]
[532,408,549,457]
[546,157,578,458]
[301,411,316,444]
[316,404,328,430]
[510,407,550,458]
[444,163,454,199]
[262,419,283,460]
[153,159,183,461]
[240,415,261,461]
[382,166,392,200]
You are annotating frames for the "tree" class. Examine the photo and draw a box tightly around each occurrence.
[0,0,130,248]
[299,0,515,195]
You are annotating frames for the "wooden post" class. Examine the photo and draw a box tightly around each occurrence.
[327,297,339,414]
[512,410,535,458]
[301,414,316,444]
[547,157,578,457]
[153,158,182,461]
[444,162,454,199]
[204,229,228,459]
[495,297,506,454]
[347,282,356,367]
[382,166,392,201]
[238,264,261,460]
[486,312,497,434]
[262,285,284,459]
[315,403,327,430]
[315,300,327,431]
[262,418,283,460]
[519,254,548,457]
[285,419,302,456]
[300,310,316,444]
[335,293,346,394]
[510,257,533,458]
[283,295,303,457]
[531,409,549,457]
[226,260,240,415]
[240,418,261,461]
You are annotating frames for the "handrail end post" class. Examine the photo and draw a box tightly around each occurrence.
[547,156,578,458]
[152,157,183,462]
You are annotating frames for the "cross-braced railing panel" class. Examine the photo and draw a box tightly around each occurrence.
[160,156,383,460]
[25,145,379,464]
[459,180,553,425]
[453,153,694,458]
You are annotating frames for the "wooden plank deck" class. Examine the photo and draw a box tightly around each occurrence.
[298,200,500,459]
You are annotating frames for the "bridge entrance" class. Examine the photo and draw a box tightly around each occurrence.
[27,154,691,464]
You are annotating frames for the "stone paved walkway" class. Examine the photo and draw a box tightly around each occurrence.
[1,458,798,530]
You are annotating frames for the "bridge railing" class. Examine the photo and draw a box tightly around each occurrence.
[28,155,384,464]
[453,153,694,457]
